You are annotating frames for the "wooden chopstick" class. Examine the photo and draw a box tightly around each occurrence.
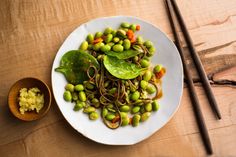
[165,0,213,154]
[169,0,221,120]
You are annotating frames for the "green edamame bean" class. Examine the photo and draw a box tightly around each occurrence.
[120,112,128,119]
[107,42,115,47]
[105,34,113,43]
[145,103,152,112]
[89,112,99,120]
[123,39,131,50]
[140,80,148,89]
[83,80,88,85]
[133,56,139,62]
[72,92,78,101]
[65,84,74,92]
[112,44,124,52]
[88,94,95,100]
[131,91,140,101]
[117,29,126,37]
[143,56,151,61]
[149,46,156,53]
[100,42,105,47]
[97,54,104,61]
[144,40,153,48]
[111,30,117,36]
[86,34,94,44]
[93,42,103,51]
[140,59,150,68]
[79,91,86,101]
[63,91,72,102]
[132,114,141,127]
[132,106,140,114]
[105,113,116,121]
[83,106,96,113]
[79,41,88,50]
[91,98,100,108]
[107,104,114,109]
[153,64,163,73]
[147,49,155,57]
[121,116,130,126]
[88,44,93,50]
[139,106,146,114]
[100,44,111,52]
[104,27,113,35]
[77,100,86,105]
[75,84,84,91]
[130,86,136,92]
[85,82,95,90]
[134,99,144,106]
[143,70,152,81]
[121,22,130,28]
[104,81,110,87]
[141,112,151,122]
[118,40,123,45]
[86,84,94,90]
[102,108,108,117]
[95,32,103,39]
[108,87,117,94]
[152,100,160,111]
[113,37,120,43]
[73,101,85,111]
[122,28,129,32]
[130,24,136,31]
[136,36,143,44]
[120,105,130,112]
[146,84,156,94]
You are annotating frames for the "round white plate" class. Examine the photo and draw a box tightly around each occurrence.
[51,16,183,145]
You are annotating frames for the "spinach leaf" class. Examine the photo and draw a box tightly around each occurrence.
[55,50,100,84]
[103,55,145,79]
[104,49,141,59]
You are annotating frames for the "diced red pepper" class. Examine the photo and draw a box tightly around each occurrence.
[155,68,166,79]
[101,35,107,40]
[112,115,120,123]
[130,36,136,43]
[129,117,132,125]
[129,35,134,40]
[136,25,140,31]
[93,38,103,44]
[127,29,134,40]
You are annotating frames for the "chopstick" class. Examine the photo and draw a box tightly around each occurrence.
[165,0,213,154]
[168,0,221,120]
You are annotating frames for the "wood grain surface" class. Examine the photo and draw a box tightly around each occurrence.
[1,0,236,156]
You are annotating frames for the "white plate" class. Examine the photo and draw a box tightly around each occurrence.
[51,16,183,145]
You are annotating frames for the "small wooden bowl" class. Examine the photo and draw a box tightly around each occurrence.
[8,77,52,121]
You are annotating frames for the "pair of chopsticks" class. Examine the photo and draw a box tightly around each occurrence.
[165,0,222,155]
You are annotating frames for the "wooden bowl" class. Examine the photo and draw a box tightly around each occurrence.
[8,77,52,121]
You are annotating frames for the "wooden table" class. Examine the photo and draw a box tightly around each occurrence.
[1,0,236,156]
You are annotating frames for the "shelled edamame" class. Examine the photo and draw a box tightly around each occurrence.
[57,22,166,129]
